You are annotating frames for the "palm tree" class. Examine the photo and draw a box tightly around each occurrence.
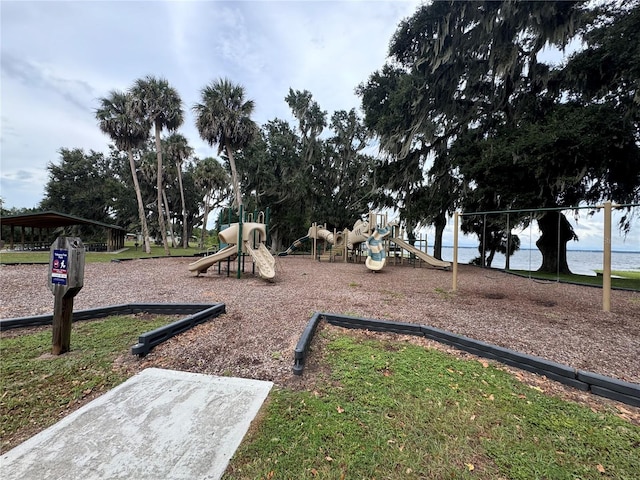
[138,147,178,248]
[193,157,230,248]
[193,78,257,213]
[164,133,193,248]
[95,90,152,253]
[130,75,184,255]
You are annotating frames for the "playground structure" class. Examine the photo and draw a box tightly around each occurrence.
[280,211,451,272]
[279,218,372,262]
[188,207,275,280]
[189,208,451,279]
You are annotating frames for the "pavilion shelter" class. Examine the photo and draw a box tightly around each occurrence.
[0,211,126,252]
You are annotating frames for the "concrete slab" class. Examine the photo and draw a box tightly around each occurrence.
[1,368,273,480]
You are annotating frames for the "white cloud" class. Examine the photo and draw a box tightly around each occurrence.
[2,1,426,209]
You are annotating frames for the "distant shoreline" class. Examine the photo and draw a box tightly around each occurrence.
[444,246,640,254]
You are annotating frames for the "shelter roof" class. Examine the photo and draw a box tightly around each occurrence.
[0,211,126,231]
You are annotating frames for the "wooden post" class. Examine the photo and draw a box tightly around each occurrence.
[49,237,85,355]
[603,201,612,312]
[452,212,459,292]
[52,293,75,355]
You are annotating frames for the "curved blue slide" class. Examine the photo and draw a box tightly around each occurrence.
[365,226,391,271]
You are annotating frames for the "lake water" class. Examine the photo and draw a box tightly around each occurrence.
[438,246,640,276]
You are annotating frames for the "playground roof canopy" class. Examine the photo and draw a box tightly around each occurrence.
[0,211,126,231]
[1,211,127,252]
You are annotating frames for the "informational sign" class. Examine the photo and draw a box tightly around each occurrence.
[48,237,85,355]
[51,249,69,285]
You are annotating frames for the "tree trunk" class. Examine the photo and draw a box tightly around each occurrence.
[200,193,211,250]
[176,161,188,248]
[187,216,195,248]
[270,230,281,253]
[128,148,151,253]
[536,211,574,274]
[154,122,170,255]
[162,189,178,248]
[432,212,446,260]
[225,142,243,214]
[486,248,496,268]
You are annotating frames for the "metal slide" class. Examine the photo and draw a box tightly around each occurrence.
[188,245,238,275]
[390,237,451,269]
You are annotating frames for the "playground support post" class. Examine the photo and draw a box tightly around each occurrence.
[343,228,349,263]
[312,223,318,261]
[505,213,510,270]
[603,201,612,312]
[237,205,243,279]
[265,207,271,247]
[452,212,459,292]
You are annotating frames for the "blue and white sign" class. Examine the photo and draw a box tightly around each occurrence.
[51,249,68,285]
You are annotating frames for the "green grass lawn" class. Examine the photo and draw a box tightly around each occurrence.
[508,269,640,291]
[2,323,638,477]
[596,270,640,280]
[224,331,640,480]
[0,315,171,452]
[0,242,208,264]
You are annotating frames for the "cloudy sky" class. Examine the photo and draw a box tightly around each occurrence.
[1,0,421,209]
[1,0,637,252]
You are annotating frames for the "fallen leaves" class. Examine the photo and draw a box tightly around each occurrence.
[596,463,606,473]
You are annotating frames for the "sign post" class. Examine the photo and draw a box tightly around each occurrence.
[48,237,85,355]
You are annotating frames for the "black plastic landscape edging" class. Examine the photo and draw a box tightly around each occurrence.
[293,313,640,407]
[0,303,226,357]
[292,313,323,375]
[131,303,226,356]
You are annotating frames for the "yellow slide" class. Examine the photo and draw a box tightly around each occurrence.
[244,242,276,279]
[390,237,451,269]
[188,245,238,275]
[188,222,276,279]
